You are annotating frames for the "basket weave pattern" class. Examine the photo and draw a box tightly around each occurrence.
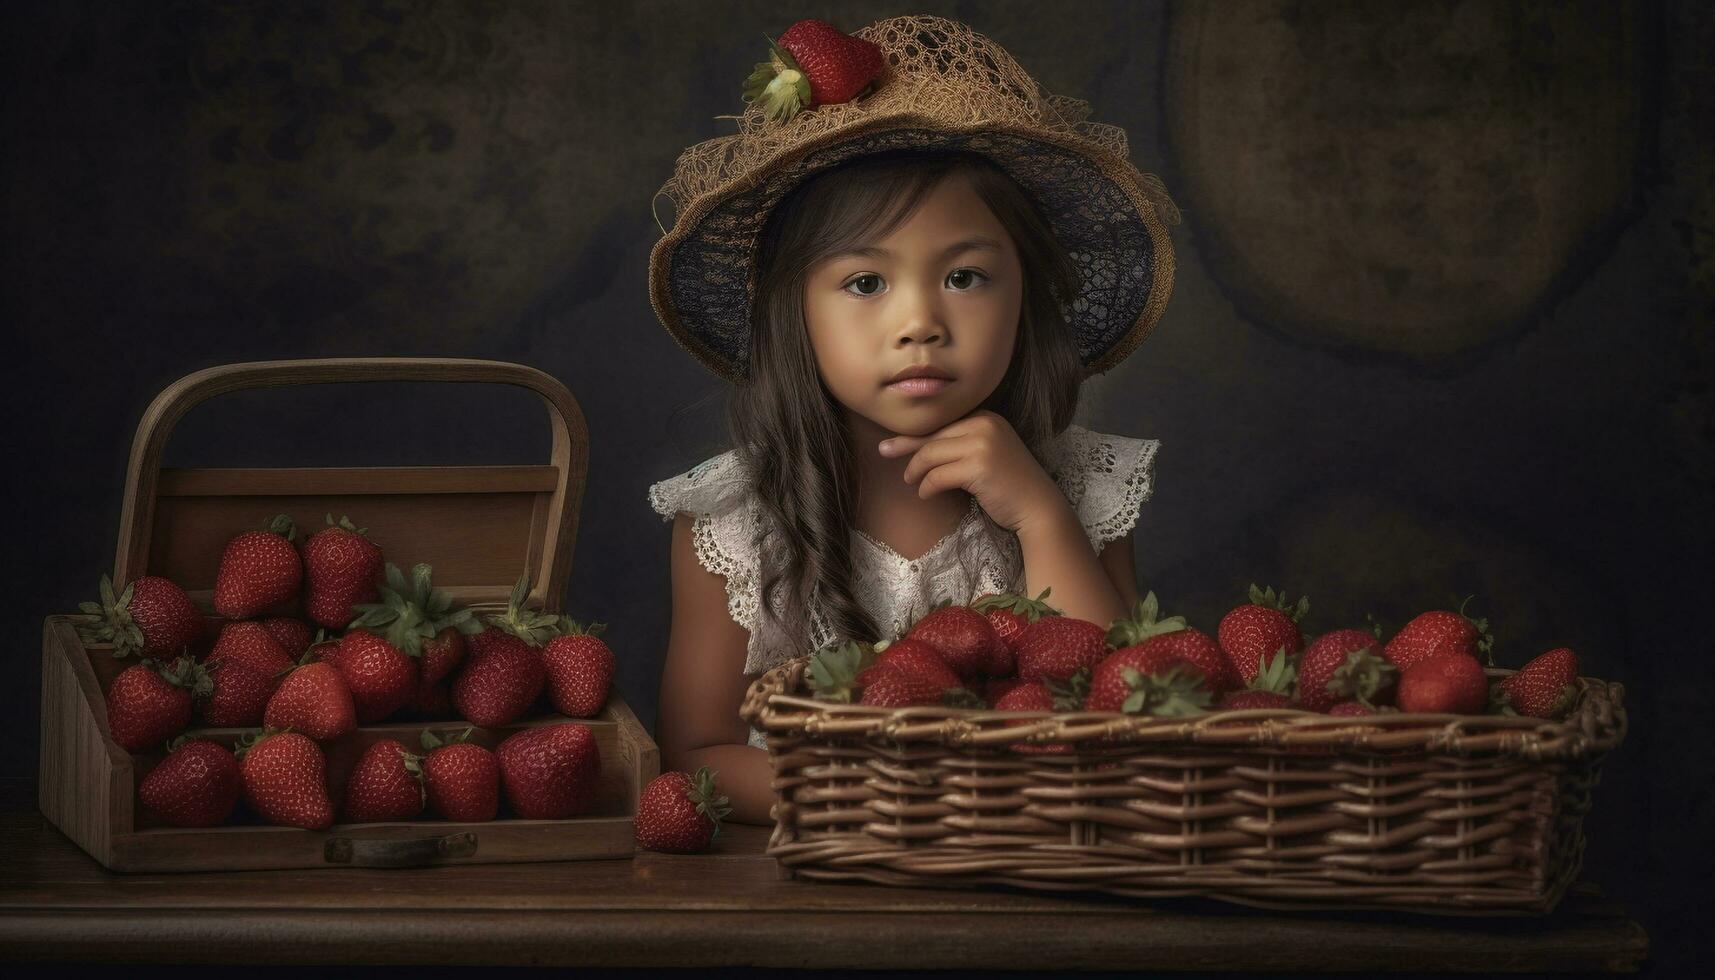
[740,659,1626,914]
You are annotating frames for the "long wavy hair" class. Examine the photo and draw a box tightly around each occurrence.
[730,149,1085,656]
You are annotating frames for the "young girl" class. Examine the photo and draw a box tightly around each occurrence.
[646,15,1179,824]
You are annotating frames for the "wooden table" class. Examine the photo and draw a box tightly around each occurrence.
[0,780,1648,972]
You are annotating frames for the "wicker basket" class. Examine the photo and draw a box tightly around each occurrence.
[740,658,1626,916]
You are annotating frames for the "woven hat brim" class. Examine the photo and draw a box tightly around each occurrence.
[650,112,1175,385]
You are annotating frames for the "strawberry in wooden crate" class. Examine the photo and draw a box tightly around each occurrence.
[235,730,334,831]
[264,659,356,741]
[419,728,499,822]
[452,574,550,727]
[636,766,732,853]
[342,563,482,723]
[497,723,600,820]
[138,736,241,828]
[200,621,294,727]
[341,739,425,823]
[542,618,614,719]
[106,654,210,752]
[78,573,203,660]
[301,513,383,629]
[212,514,301,618]
[258,616,314,659]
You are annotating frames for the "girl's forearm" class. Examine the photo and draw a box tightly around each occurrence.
[1018,506,1128,629]
[673,742,779,826]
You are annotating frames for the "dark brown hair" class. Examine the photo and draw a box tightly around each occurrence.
[731,149,1084,656]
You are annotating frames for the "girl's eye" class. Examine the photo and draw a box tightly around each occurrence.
[843,274,885,296]
[947,268,989,290]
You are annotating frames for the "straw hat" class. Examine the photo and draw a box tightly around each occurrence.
[649,15,1180,384]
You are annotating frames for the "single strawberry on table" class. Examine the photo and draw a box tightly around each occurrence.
[905,601,1006,681]
[300,513,384,629]
[105,654,210,752]
[138,736,241,828]
[542,617,615,718]
[342,739,426,823]
[78,573,204,659]
[212,513,302,618]
[264,659,357,741]
[419,728,500,822]
[1216,583,1309,685]
[1494,646,1580,719]
[742,19,885,122]
[235,729,335,830]
[635,765,733,853]
[496,723,601,820]
[1384,596,1495,671]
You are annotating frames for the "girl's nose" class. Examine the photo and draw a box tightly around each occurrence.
[894,292,947,347]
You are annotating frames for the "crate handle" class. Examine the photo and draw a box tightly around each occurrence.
[112,357,590,612]
[324,831,479,868]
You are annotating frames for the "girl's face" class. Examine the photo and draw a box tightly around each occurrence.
[803,172,1024,438]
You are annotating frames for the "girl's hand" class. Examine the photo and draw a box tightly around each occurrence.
[879,410,1072,536]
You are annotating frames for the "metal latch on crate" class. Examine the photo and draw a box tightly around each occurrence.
[323,832,479,867]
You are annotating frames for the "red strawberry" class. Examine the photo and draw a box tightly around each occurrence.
[635,766,733,853]
[1105,592,1237,693]
[78,573,204,660]
[212,514,301,618]
[324,628,419,724]
[1084,643,1212,715]
[264,661,357,741]
[419,729,500,822]
[1496,647,1580,719]
[496,723,601,819]
[983,676,1030,704]
[106,655,209,752]
[1014,615,1109,683]
[1219,690,1294,710]
[542,619,614,718]
[1327,700,1376,716]
[452,629,546,727]
[971,589,1058,659]
[236,730,334,830]
[259,617,314,659]
[349,563,481,686]
[1397,653,1489,715]
[1384,598,1495,671]
[342,739,425,823]
[742,19,884,122]
[300,513,383,629]
[1296,629,1396,713]
[138,736,240,827]
[1216,584,1308,685]
[200,622,295,727]
[994,678,1085,754]
[906,604,1006,680]
[857,639,983,708]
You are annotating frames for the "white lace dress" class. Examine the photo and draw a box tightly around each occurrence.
[647,424,1160,748]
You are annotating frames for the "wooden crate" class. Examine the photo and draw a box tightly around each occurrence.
[39,357,659,871]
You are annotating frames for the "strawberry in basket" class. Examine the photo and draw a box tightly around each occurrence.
[235,730,334,831]
[419,728,500,822]
[264,659,356,741]
[200,621,295,727]
[212,514,301,618]
[1493,646,1580,719]
[1383,596,1495,670]
[904,600,1008,680]
[1296,627,1396,713]
[1397,652,1488,714]
[341,739,426,823]
[106,654,210,752]
[301,514,383,629]
[970,588,1057,658]
[542,618,615,719]
[78,573,204,660]
[1013,613,1109,684]
[858,639,984,708]
[1105,592,1237,695]
[497,723,600,819]
[452,574,551,727]
[347,563,481,722]
[138,736,241,828]
[324,629,419,724]
[1217,647,1299,710]
[1216,584,1309,685]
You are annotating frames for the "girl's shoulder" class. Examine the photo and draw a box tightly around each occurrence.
[1039,423,1161,550]
[647,448,754,522]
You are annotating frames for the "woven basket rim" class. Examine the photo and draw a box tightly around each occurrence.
[741,656,1627,761]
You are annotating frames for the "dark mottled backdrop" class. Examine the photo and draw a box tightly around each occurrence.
[3,1,1709,973]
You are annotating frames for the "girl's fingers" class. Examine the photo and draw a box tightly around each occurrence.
[901,435,977,486]
[878,434,927,457]
[917,458,980,499]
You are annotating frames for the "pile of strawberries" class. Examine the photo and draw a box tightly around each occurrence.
[77,513,615,830]
[805,585,1583,743]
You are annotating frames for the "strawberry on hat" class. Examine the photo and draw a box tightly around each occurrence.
[743,19,885,123]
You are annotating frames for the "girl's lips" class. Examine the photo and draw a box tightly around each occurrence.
[887,377,953,396]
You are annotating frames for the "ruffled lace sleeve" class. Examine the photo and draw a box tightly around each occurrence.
[1042,424,1160,551]
[647,451,767,646]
